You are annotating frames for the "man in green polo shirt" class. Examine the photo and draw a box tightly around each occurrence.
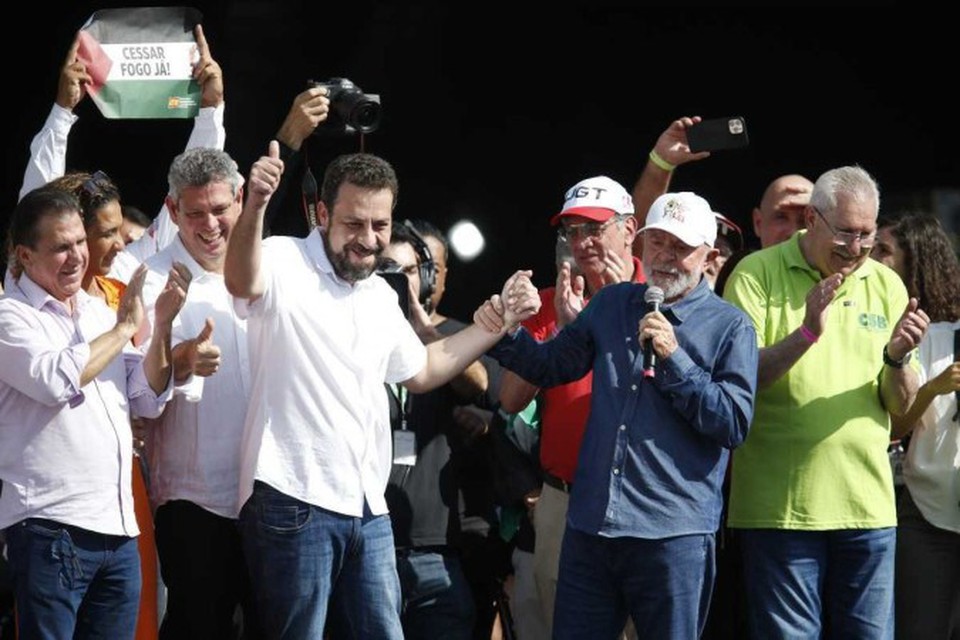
[723,165,929,639]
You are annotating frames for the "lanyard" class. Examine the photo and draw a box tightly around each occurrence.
[390,383,411,431]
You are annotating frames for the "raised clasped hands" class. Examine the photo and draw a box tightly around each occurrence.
[473,270,540,333]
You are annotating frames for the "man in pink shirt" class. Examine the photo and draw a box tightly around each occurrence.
[0,185,187,639]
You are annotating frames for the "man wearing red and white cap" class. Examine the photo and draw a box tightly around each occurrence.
[478,190,758,637]
[499,175,644,636]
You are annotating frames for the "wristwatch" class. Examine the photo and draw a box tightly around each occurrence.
[882,344,911,369]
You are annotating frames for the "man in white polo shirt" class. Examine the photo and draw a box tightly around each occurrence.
[224,141,541,639]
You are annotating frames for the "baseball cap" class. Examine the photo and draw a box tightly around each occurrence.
[549,176,634,226]
[714,211,744,252]
[640,192,717,248]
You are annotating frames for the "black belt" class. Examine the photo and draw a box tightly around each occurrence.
[543,472,573,493]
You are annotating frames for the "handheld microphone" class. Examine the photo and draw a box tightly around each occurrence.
[643,286,665,378]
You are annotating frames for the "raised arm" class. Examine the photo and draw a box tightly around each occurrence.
[262,85,331,236]
[225,142,284,300]
[130,23,227,264]
[631,116,710,253]
[19,32,90,201]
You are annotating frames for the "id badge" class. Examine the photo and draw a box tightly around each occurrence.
[393,430,417,466]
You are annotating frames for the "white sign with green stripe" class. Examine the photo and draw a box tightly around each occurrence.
[79,6,202,119]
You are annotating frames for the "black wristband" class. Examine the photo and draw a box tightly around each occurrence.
[882,344,907,369]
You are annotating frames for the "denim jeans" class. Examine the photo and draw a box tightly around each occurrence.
[396,549,474,639]
[239,481,402,640]
[4,518,141,640]
[553,527,714,640]
[740,528,895,640]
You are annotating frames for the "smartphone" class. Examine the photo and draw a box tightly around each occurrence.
[379,271,410,318]
[686,116,749,153]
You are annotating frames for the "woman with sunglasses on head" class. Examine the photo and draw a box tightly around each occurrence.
[39,169,163,640]
[48,171,127,305]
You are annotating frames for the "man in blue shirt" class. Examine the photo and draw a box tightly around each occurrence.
[476,191,758,639]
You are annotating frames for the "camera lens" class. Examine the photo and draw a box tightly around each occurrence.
[350,100,382,134]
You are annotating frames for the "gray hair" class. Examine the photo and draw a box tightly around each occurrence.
[167,148,242,202]
[809,165,880,216]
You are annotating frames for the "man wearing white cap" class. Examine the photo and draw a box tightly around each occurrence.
[498,175,644,636]
[479,191,759,638]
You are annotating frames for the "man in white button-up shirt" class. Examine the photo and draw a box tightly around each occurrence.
[139,147,260,639]
[0,185,187,639]
[224,143,540,639]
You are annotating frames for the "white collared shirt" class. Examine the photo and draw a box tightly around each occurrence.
[16,101,228,284]
[234,229,426,517]
[0,275,171,535]
[141,236,251,517]
[903,320,960,532]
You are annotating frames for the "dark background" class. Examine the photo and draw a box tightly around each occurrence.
[4,2,954,320]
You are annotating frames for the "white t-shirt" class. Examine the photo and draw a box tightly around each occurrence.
[234,229,426,517]
[903,320,960,532]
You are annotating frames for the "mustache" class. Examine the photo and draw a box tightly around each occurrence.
[345,241,382,257]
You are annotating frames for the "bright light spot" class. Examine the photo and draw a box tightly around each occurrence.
[449,220,485,261]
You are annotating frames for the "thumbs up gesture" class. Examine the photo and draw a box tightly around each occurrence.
[246,140,284,209]
[187,317,221,377]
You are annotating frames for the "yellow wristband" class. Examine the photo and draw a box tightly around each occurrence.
[648,150,675,172]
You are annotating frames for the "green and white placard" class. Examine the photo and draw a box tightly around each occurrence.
[78,6,203,119]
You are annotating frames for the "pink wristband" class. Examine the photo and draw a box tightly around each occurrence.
[799,324,819,344]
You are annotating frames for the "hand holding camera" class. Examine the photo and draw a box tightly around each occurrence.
[276,85,331,150]
[307,77,381,135]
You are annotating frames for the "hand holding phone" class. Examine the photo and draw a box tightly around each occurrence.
[686,116,749,153]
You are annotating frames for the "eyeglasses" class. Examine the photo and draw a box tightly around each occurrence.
[813,206,876,252]
[79,170,114,211]
[557,216,622,242]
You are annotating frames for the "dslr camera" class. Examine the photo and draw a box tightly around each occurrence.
[308,77,382,135]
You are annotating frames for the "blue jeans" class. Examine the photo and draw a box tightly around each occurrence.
[740,528,895,640]
[4,518,141,640]
[553,527,715,639]
[239,481,402,640]
[396,549,475,639]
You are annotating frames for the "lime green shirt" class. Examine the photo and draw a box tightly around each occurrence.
[723,232,907,530]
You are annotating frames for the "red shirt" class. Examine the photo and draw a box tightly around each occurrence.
[524,256,644,482]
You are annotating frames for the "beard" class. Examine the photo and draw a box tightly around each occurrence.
[642,261,701,301]
[322,230,381,284]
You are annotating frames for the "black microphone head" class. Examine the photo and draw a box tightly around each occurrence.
[644,286,665,305]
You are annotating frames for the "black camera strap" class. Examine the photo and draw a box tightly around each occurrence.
[299,135,370,232]
[302,163,319,231]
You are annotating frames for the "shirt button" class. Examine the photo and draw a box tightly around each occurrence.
[613,468,620,475]
[619,424,626,431]
[631,384,637,391]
